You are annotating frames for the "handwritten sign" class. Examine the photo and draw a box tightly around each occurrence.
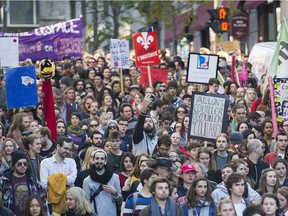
[187,53,219,84]
[110,39,130,69]
[0,37,19,67]
[4,66,38,109]
[188,92,229,141]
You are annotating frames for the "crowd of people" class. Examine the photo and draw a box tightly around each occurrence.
[0,49,286,216]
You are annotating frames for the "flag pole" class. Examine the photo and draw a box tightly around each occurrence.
[268,76,278,137]
[120,68,124,92]
[148,65,152,87]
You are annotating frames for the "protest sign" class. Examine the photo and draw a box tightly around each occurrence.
[133,32,160,67]
[187,53,219,84]
[1,17,82,61]
[273,77,288,122]
[4,66,38,109]
[0,37,19,67]
[110,39,130,69]
[139,67,168,86]
[188,92,229,141]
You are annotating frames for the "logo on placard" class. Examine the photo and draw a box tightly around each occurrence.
[197,55,209,69]
[136,32,154,50]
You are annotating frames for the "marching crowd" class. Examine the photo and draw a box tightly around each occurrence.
[0,50,286,216]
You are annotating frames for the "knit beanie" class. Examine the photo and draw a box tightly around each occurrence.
[12,150,27,167]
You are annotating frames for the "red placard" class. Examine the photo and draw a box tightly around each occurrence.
[133,32,160,67]
[139,67,168,86]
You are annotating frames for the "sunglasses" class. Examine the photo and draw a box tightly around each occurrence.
[109,125,117,129]
[16,162,28,167]
[177,110,186,114]
[86,87,92,90]
[164,121,172,125]
[159,89,166,92]
[90,124,98,128]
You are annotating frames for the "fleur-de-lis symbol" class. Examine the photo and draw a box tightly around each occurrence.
[136,32,154,50]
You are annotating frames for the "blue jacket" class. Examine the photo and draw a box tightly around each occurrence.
[181,202,216,216]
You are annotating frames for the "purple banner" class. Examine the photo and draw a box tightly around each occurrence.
[1,17,83,61]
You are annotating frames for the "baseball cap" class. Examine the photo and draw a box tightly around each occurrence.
[181,164,196,173]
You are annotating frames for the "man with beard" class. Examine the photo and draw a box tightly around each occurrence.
[0,150,47,215]
[83,149,122,216]
[153,135,172,158]
[53,88,72,125]
[39,127,55,158]
[139,177,182,216]
[40,136,77,190]
[132,95,158,156]
[56,119,67,137]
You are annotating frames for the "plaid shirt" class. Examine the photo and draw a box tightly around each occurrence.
[0,169,47,211]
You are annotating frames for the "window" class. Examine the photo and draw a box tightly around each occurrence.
[7,0,38,26]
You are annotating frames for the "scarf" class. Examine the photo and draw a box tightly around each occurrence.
[67,125,85,136]
[188,200,210,216]
[89,164,114,185]
[150,197,176,216]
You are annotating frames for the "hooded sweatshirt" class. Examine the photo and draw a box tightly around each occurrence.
[132,112,158,156]
[211,181,261,206]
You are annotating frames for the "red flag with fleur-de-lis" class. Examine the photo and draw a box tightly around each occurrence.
[132,32,160,67]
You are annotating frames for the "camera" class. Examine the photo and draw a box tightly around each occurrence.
[148,94,156,102]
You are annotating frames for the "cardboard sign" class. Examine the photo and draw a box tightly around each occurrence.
[188,92,229,141]
[186,53,219,84]
[4,66,38,108]
[139,67,168,86]
[110,39,130,69]
[0,37,19,67]
[133,32,160,66]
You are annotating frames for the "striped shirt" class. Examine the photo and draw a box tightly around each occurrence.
[122,192,152,216]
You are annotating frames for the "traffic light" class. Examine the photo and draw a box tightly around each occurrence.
[208,7,230,33]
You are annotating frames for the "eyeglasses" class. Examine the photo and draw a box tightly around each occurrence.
[109,125,117,129]
[159,89,166,92]
[90,124,98,128]
[119,123,128,127]
[16,162,28,167]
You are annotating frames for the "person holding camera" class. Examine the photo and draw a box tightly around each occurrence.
[132,94,158,156]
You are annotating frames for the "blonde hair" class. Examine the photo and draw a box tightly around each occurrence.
[81,146,98,170]
[66,187,94,215]
[217,198,235,215]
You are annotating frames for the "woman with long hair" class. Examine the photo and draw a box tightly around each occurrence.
[99,93,118,114]
[179,115,190,146]
[236,121,250,133]
[173,105,189,124]
[132,92,143,118]
[0,138,17,174]
[118,152,134,201]
[258,168,278,195]
[24,195,46,216]
[62,187,95,216]
[244,87,257,111]
[97,87,119,109]
[262,193,280,216]
[67,113,86,152]
[276,187,288,216]
[197,147,222,183]
[181,177,216,216]
[273,158,288,188]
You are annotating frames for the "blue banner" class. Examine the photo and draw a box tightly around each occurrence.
[4,66,38,108]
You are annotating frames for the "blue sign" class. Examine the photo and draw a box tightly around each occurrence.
[4,66,38,108]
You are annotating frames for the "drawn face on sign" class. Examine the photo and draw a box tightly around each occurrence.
[282,101,288,117]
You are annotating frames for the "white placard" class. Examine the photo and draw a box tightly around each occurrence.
[110,39,130,69]
[0,37,19,67]
[187,53,219,84]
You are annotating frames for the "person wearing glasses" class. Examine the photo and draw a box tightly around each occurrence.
[117,117,132,152]
[0,150,47,215]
